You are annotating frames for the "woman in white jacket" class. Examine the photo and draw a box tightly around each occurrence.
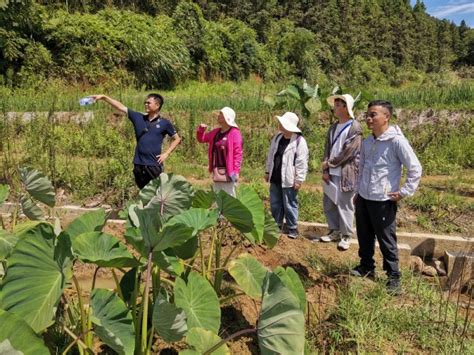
[264,112,309,238]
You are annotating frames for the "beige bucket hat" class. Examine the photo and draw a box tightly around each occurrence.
[220,107,238,127]
[276,112,301,133]
[327,94,355,119]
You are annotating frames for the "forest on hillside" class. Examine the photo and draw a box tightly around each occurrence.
[1,0,473,89]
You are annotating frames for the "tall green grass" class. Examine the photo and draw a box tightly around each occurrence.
[305,255,474,353]
[1,79,474,111]
[372,81,474,110]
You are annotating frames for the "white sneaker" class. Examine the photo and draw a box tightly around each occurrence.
[337,235,351,250]
[319,230,341,243]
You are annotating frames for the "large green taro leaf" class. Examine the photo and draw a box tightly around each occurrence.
[153,248,185,276]
[166,208,217,237]
[20,195,44,220]
[257,273,305,354]
[215,190,254,233]
[0,229,18,260]
[123,222,146,256]
[153,294,187,343]
[237,186,265,244]
[63,209,107,240]
[180,327,230,355]
[172,237,198,260]
[263,210,280,248]
[12,221,54,239]
[191,189,215,209]
[119,268,138,304]
[274,266,307,314]
[167,208,217,259]
[0,226,72,333]
[0,184,9,205]
[72,232,138,268]
[90,288,135,355]
[0,310,49,354]
[135,206,194,252]
[174,271,220,334]
[228,253,269,300]
[19,167,55,207]
[134,206,161,251]
[139,173,194,222]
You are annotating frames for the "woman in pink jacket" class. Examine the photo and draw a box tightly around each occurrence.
[196,107,243,197]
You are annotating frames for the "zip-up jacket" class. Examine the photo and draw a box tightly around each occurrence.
[323,119,362,192]
[196,126,243,181]
[357,125,422,201]
[266,133,309,188]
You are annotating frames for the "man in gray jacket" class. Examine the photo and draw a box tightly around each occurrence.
[319,94,362,250]
[352,100,422,295]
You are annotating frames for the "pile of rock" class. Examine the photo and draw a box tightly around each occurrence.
[410,251,473,294]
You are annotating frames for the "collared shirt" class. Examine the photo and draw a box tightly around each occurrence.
[127,109,177,166]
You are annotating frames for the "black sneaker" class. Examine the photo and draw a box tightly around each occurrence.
[350,265,375,279]
[386,277,402,296]
[287,230,298,239]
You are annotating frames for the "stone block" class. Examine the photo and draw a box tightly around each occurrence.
[444,251,474,291]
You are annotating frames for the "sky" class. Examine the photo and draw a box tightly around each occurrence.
[410,1,474,27]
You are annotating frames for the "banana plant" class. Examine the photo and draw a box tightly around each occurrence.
[264,79,322,119]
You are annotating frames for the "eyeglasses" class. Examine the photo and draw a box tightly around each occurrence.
[364,112,380,120]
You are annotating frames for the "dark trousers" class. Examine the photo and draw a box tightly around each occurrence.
[133,164,163,189]
[355,196,400,278]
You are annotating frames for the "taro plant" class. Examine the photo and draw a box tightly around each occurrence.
[5,167,57,226]
[0,172,306,354]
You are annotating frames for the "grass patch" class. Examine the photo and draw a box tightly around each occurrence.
[306,269,473,353]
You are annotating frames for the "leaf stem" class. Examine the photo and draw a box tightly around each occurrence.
[203,328,256,355]
[63,326,94,354]
[207,227,217,279]
[141,251,153,354]
[72,275,88,343]
[91,266,100,291]
[111,269,124,300]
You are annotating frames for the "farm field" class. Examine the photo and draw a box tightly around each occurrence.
[2,0,474,353]
[0,80,473,354]
[2,80,473,235]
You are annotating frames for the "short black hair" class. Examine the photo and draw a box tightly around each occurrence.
[147,93,164,110]
[368,100,393,116]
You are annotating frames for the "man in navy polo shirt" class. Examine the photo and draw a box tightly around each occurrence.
[91,93,181,188]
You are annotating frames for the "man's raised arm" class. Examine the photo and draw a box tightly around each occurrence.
[90,95,127,113]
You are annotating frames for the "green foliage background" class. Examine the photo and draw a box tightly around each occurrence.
[1,0,474,89]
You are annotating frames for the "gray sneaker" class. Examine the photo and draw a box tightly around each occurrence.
[319,230,341,243]
[337,235,351,250]
[287,229,298,239]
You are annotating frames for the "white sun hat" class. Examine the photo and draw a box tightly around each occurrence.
[220,107,238,127]
[276,112,301,133]
[327,94,355,119]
